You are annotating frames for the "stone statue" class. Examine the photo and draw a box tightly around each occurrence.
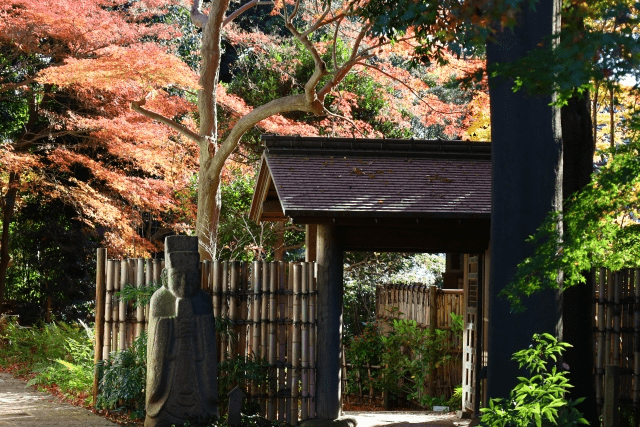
[145,236,219,427]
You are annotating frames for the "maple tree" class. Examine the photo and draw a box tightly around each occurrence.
[0,0,203,307]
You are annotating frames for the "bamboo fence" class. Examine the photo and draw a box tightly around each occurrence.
[341,284,464,406]
[594,268,640,414]
[94,251,317,425]
[94,248,640,417]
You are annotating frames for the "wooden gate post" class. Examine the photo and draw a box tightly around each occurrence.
[315,223,343,421]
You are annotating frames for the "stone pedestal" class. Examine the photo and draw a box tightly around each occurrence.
[145,236,219,427]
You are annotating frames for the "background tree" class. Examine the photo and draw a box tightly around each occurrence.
[0,0,202,309]
[130,0,486,260]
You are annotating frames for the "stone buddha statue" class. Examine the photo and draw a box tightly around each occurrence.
[145,236,219,427]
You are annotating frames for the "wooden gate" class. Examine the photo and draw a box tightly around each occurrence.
[462,254,483,415]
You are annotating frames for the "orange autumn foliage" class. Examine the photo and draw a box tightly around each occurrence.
[1,0,199,257]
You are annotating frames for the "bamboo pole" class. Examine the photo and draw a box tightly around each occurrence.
[614,271,621,366]
[261,262,269,360]
[291,264,302,425]
[202,260,211,293]
[135,258,145,337]
[309,262,316,418]
[119,261,127,352]
[103,259,114,360]
[240,262,248,360]
[220,261,229,361]
[212,261,222,360]
[145,259,152,331]
[301,263,309,421]
[111,260,120,353]
[428,285,438,397]
[92,248,107,403]
[634,269,640,416]
[596,268,606,408]
[260,262,269,415]
[268,262,278,420]
[606,270,614,367]
[278,261,286,422]
[229,262,239,360]
[252,261,262,404]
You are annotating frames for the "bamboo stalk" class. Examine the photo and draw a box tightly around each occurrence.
[220,261,229,362]
[240,262,248,361]
[92,248,107,403]
[252,261,262,403]
[202,260,211,293]
[278,261,286,422]
[230,262,239,360]
[260,262,269,416]
[119,261,128,352]
[136,258,145,337]
[261,262,269,360]
[634,269,640,413]
[103,259,114,360]
[309,262,316,418]
[301,263,309,421]
[606,270,614,368]
[614,271,622,366]
[145,259,152,331]
[111,260,120,353]
[291,264,302,425]
[268,262,278,420]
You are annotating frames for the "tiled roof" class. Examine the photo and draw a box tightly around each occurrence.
[250,136,491,223]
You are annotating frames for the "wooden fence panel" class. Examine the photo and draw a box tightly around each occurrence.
[593,268,640,416]
[356,283,463,407]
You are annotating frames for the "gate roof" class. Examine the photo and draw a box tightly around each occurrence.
[250,135,491,252]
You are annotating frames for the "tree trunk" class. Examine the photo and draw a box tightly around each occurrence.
[486,0,563,400]
[561,91,597,424]
[195,0,229,261]
[0,172,19,309]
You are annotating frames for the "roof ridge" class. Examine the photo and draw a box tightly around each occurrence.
[261,135,491,159]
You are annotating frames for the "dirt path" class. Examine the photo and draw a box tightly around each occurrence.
[344,411,475,427]
[0,373,116,427]
[1,372,477,427]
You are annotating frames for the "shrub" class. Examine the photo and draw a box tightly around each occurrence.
[97,332,148,419]
[479,333,588,427]
[27,321,94,402]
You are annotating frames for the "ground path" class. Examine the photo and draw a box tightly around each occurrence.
[0,373,476,427]
[0,373,115,427]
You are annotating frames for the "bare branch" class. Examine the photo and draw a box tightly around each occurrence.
[0,77,37,94]
[224,0,274,26]
[131,99,206,144]
[300,1,337,38]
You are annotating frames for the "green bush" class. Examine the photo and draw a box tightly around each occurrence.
[97,332,148,418]
[27,321,94,402]
[346,312,462,409]
[479,333,588,427]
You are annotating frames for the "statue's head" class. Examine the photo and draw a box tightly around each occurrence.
[164,235,200,298]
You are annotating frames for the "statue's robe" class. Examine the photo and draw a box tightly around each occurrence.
[145,288,218,427]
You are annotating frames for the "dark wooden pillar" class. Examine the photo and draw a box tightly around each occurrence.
[486,0,563,400]
[315,223,343,420]
[305,224,317,262]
